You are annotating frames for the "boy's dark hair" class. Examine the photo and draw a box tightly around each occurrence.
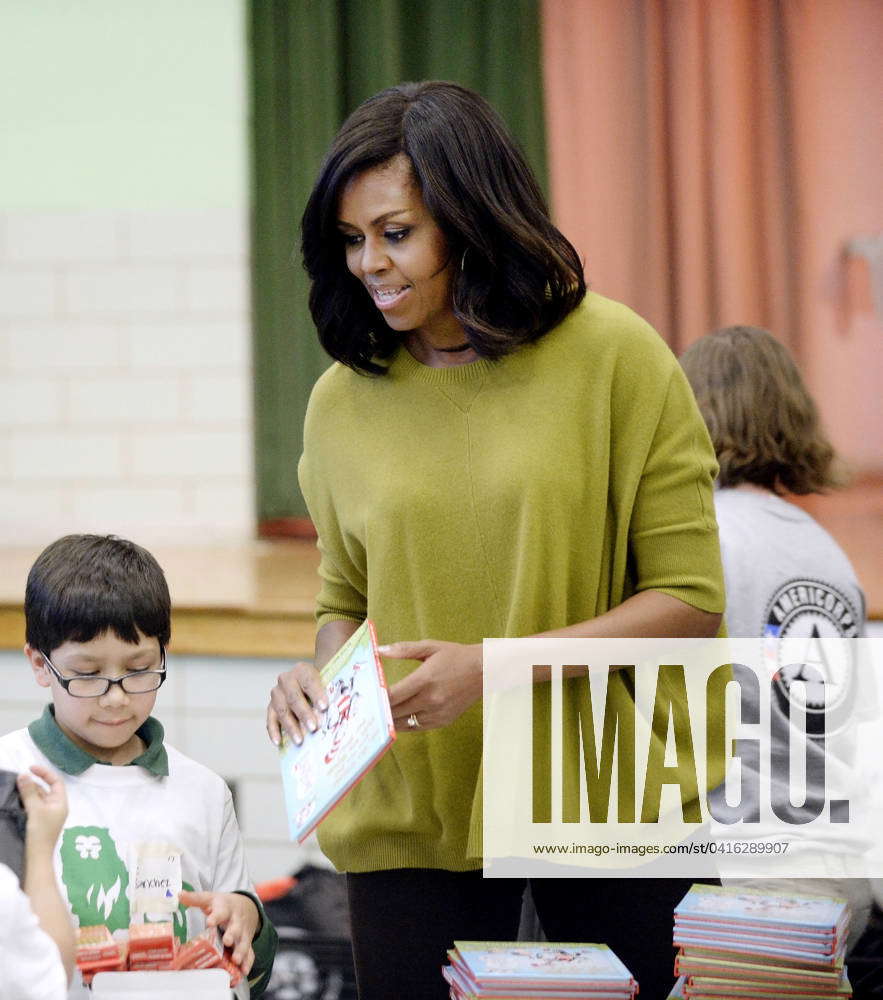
[301,80,586,375]
[680,325,843,495]
[25,534,171,654]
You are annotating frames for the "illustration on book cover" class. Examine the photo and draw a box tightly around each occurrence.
[279,620,395,842]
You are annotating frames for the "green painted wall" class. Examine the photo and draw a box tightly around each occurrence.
[0,0,246,210]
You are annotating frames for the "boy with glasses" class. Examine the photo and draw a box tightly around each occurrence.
[0,534,277,997]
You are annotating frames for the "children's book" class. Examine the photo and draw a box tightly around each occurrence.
[675,950,844,985]
[443,963,633,998]
[675,916,840,944]
[443,961,633,998]
[674,925,839,958]
[447,942,637,994]
[278,619,395,842]
[675,936,842,966]
[670,890,853,999]
[674,884,848,935]
[685,972,852,997]
[682,988,850,1000]
[667,978,687,1000]
[676,946,844,974]
[683,992,844,1000]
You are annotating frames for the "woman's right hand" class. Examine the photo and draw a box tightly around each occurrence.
[266,661,329,747]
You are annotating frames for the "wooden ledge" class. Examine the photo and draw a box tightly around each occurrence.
[0,540,321,659]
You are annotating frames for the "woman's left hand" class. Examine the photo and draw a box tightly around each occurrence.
[383,640,483,731]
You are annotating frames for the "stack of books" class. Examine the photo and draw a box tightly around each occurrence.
[667,884,852,999]
[172,928,242,986]
[127,920,176,970]
[75,920,246,988]
[443,941,638,999]
[75,924,127,985]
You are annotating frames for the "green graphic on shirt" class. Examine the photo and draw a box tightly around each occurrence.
[61,829,196,942]
[61,826,130,932]
[170,881,194,943]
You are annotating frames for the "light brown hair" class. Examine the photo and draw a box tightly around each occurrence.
[679,325,843,495]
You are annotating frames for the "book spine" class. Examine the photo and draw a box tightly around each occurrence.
[369,619,396,740]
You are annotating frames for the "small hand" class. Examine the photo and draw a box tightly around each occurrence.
[18,764,68,852]
[266,661,329,747]
[384,640,483,731]
[178,890,259,974]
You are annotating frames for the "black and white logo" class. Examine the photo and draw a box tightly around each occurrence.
[764,579,860,736]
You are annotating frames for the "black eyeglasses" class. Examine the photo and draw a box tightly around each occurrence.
[39,648,167,698]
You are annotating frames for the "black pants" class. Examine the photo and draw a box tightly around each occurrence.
[346,870,699,999]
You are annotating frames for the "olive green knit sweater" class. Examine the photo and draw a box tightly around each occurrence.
[298,292,725,872]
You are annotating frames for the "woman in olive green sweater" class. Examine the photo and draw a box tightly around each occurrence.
[267,81,725,999]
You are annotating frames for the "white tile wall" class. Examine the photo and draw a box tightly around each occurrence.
[238,777,296,842]
[4,213,121,264]
[7,321,125,370]
[1,652,46,702]
[185,264,249,314]
[0,270,58,317]
[0,209,254,544]
[180,713,281,777]
[245,840,329,884]
[68,376,182,425]
[0,485,66,522]
[126,320,249,370]
[177,654,285,711]
[0,376,63,425]
[71,487,185,529]
[0,649,330,888]
[191,484,255,531]
[132,429,250,479]
[123,212,247,262]
[185,373,250,424]
[11,430,125,479]
[61,264,184,315]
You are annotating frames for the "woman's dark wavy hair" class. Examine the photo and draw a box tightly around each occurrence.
[301,80,586,374]
[680,325,844,495]
[25,534,171,655]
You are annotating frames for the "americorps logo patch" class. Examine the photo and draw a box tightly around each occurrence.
[764,578,862,736]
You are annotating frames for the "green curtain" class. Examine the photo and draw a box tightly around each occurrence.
[250,0,547,524]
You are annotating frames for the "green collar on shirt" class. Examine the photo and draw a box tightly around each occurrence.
[28,705,169,777]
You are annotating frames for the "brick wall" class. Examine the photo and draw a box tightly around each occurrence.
[0,209,254,545]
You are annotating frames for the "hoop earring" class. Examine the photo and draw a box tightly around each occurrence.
[460,248,468,273]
